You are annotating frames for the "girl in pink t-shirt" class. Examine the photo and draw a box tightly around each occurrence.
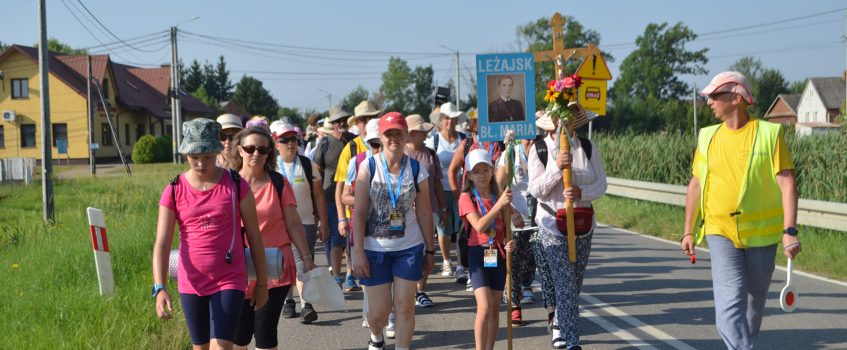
[458,149,520,350]
[229,127,317,350]
[152,118,269,349]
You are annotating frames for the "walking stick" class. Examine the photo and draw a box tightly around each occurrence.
[558,106,578,263]
[501,131,516,350]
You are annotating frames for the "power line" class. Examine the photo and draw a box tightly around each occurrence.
[73,0,158,53]
[79,30,169,51]
[709,40,843,59]
[58,0,141,65]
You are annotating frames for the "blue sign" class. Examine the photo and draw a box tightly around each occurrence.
[476,53,536,142]
[57,139,68,154]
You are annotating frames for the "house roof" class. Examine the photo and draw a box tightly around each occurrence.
[764,93,801,119]
[809,77,846,110]
[1,44,214,120]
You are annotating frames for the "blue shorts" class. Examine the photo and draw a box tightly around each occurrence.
[359,244,424,286]
[434,190,460,236]
[326,201,347,248]
[468,245,507,291]
[180,289,245,345]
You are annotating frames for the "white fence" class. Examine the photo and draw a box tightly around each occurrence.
[0,158,35,183]
[606,177,847,232]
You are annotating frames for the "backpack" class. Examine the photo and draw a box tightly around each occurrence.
[527,136,592,225]
[367,156,422,193]
[170,168,242,205]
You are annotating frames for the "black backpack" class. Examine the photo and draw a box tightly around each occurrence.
[170,168,243,205]
[430,131,466,153]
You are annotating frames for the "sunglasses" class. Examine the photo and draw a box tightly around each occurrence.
[240,145,270,155]
[708,92,734,100]
[368,141,382,149]
[277,136,297,144]
[220,133,236,142]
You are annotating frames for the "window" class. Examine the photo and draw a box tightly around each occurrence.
[0,125,5,148]
[12,79,29,99]
[125,123,130,146]
[52,123,68,147]
[135,124,145,141]
[102,78,110,100]
[101,123,113,146]
[21,124,36,148]
[165,124,172,137]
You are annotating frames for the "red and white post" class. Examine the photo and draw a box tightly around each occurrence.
[87,207,114,296]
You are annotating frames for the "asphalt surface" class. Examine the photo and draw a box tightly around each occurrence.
[260,224,847,349]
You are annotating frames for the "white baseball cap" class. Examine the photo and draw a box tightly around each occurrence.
[466,148,493,172]
[364,119,380,142]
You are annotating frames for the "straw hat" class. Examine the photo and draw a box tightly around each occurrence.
[216,113,242,131]
[327,104,352,123]
[406,114,434,132]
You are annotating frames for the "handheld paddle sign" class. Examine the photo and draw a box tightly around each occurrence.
[780,258,798,313]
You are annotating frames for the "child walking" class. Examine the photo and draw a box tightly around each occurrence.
[458,149,521,350]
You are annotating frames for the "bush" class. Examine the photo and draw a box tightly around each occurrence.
[593,129,847,202]
[131,135,173,164]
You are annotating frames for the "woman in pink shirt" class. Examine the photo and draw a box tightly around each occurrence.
[152,118,269,350]
[229,127,316,350]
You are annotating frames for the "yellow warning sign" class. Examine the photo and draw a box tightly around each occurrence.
[576,53,612,81]
[578,79,607,116]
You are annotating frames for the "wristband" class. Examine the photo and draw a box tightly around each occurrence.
[680,233,693,242]
[151,283,167,298]
[338,218,348,223]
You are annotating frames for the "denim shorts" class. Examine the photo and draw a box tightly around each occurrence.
[468,245,507,291]
[359,244,424,286]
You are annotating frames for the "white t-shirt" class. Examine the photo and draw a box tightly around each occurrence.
[425,132,463,191]
[277,156,322,225]
[358,155,429,252]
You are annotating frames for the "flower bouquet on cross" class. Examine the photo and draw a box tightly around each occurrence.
[543,73,591,129]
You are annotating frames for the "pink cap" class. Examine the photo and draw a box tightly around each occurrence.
[700,71,754,104]
[378,112,408,133]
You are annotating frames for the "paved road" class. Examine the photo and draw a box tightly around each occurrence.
[265,224,847,349]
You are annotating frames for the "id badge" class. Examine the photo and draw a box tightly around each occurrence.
[388,210,404,234]
[293,176,305,184]
[483,249,498,268]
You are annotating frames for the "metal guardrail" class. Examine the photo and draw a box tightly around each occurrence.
[606,177,847,232]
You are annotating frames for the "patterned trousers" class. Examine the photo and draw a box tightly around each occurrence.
[540,227,593,348]
[508,228,537,305]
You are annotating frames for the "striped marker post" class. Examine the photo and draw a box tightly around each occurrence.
[87,207,114,296]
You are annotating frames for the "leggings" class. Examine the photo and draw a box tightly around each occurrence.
[540,228,593,348]
[234,285,291,348]
[180,289,246,345]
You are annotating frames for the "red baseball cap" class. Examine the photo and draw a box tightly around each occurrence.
[378,112,408,133]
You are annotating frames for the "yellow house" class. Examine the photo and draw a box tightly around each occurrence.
[0,45,214,163]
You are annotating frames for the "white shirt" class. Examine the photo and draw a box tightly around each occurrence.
[425,131,463,191]
[277,155,322,225]
[527,135,607,236]
[497,143,530,227]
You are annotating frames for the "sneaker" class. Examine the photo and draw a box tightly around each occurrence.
[301,303,318,324]
[415,291,434,308]
[335,276,344,287]
[441,263,453,277]
[362,318,369,328]
[520,287,536,304]
[367,339,385,350]
[281,299,297,318]
[385,313,396,339]
[344,275,361,292]
[465,277,473,292]
[455,269,469,284]
[511,307,522,326]
[552,325,566,349]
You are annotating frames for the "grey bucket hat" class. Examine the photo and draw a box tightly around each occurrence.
[327,104,352,123]
[178,118,225,155]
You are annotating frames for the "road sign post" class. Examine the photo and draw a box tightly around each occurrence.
[87,207,114,296]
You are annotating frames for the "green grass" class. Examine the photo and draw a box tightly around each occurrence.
[594,195,847,281]
[0,163,190,349]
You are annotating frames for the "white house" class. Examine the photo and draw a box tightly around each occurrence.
[794,77,844,136]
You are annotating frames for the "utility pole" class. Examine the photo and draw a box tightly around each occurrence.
[87,55,96,175]
[318,89,332,111]
[170,26,183,163]
[693,83,698,141]
[455,50,461,110]
[38,0,54,223]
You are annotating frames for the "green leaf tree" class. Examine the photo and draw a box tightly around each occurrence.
[729,56,788,117]
[214,55,233,102]
[232,75,279,117]
[610,22,708,132]
[34,38,87,55]
[342,85,371,111]
[183,59,204,94]
[191,85,223,114]
[409,65,434,115]
[380,57,413,113]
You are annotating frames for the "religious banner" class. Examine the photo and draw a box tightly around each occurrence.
[476,53,536,142]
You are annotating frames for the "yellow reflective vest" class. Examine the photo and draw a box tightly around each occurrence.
[693,120,784,248]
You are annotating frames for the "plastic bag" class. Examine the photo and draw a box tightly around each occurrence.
[301,267,345,311]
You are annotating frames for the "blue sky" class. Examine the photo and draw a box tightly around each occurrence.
[3,0,845,113]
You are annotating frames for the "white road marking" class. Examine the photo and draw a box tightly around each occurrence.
[582,293,698,350]
[581,306,659,350]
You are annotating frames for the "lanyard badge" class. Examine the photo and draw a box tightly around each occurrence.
[473,188,499,267]
[382,153,407,235]
[279,157,303,184]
